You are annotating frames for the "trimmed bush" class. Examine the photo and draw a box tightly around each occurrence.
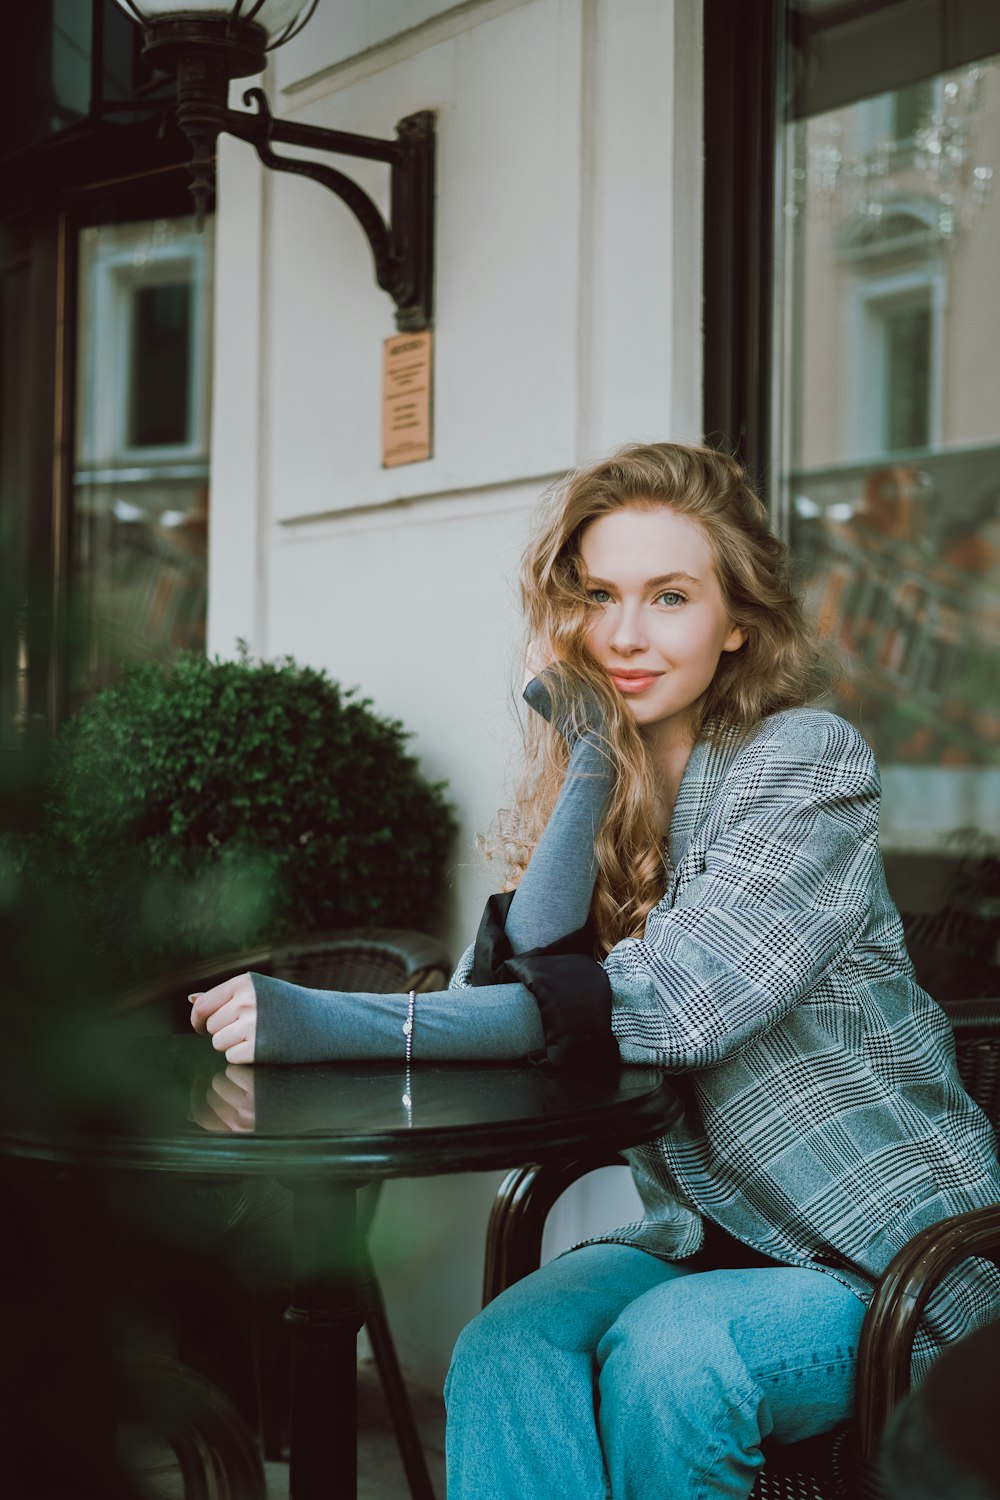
[44,648,456,975]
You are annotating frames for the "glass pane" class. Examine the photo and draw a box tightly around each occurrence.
[777,43,1000,979]
[0,257,31,745]
[73,216,213,696]
[884,303,930,450]
[129,282,192,447]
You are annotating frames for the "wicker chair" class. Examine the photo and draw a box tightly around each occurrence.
[117,927,451,1500]
[119,1351,268,1500]
[482,997,1000,1500]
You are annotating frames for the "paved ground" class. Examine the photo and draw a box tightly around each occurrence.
[125,1360,447,1499]
[264,1362,447,1499]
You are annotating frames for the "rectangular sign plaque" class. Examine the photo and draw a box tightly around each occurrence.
[382,330,433,468]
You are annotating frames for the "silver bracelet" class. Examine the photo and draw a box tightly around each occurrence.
[402,989,416,1124]
[403,989,416,1064]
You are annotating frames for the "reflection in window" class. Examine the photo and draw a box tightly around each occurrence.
[74,217,213,695]
[129,282,193,447]
[779,56,1000,862]
[891,80,936,145]
[884,302,930,450]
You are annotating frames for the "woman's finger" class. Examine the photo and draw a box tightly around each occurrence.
[224,1037,255,1067]
[524,635,554,686]
[209,1017,250,1056]
[190,975,249,1034]
[205,997,242,1037]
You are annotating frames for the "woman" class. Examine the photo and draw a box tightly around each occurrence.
[190,442,1000,1499]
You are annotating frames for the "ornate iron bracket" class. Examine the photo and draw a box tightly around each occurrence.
[126,14,435,331]
[222,92,435,333]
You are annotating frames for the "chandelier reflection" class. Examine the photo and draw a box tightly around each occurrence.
[802,63,994,241]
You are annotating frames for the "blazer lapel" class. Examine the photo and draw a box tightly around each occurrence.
[667,725,747,875]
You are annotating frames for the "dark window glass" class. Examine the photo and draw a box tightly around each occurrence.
[0,256,31,745]
[885,304,930,451]
[891,80,935,142]
[128,282,192,447]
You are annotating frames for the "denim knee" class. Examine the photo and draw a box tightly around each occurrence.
[596,1279,764,1432]
[446,1304,497,1402]
[445,1292,542,1407]
[595,1267,861,1458]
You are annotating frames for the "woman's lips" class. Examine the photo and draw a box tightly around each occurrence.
[609,671,662,694]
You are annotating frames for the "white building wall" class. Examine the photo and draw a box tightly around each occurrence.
[209,0,703,1391]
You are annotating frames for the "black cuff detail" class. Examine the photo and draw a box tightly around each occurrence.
[471,892,617,1075]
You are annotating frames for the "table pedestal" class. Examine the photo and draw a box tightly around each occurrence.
[286,1182,365,1500]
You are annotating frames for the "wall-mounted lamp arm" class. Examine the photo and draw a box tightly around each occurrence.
[226,91,402,302]
[119,7,436,333]
[209,91,434,331]
[230,97,404,165]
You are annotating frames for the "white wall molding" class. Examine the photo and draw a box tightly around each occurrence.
[207,114,268,659]
[275,0,536,100]
[272,471,557,537]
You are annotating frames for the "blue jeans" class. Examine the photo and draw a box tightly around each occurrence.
[444,1243,866,1499]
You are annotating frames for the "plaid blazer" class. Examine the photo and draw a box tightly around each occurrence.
[458,707,1000,1377]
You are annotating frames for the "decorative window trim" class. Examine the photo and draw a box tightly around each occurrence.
[76,220,214,470]
[846,262,945,461]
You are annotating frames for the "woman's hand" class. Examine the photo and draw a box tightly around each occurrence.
[189,973,257,1064]
[189,1065,256,1133]
[523,636,555,692]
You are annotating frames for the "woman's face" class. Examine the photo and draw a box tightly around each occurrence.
[578,503,745,737]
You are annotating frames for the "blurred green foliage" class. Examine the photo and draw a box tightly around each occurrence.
[39,646,457,979]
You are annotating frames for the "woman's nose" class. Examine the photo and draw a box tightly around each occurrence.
[608,604,647,654]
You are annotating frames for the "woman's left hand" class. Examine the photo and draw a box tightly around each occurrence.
[189,973,257,1064]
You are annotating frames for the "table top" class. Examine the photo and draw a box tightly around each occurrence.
[1,1034,681,1181]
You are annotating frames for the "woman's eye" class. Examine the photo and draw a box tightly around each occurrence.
[656,590,686,607]
[587,588,612,604]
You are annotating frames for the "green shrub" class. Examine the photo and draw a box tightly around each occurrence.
[44,648,456,976]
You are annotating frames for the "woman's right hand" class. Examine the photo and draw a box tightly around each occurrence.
[523,636,555,692]
[523,653,607,746]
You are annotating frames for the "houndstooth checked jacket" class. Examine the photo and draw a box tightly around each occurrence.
[456,706,1000,1378]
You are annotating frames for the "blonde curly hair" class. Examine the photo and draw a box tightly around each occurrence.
[497,441,826,955]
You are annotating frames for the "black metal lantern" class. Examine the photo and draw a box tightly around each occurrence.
[111,1,434,331]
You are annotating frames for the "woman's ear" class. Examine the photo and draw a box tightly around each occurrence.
[722,622,747,653]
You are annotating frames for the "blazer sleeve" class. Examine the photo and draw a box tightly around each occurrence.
[468,890,617,1075]
[606,714,886,1071]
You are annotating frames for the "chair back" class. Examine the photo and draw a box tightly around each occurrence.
[943,1000,1000,1129]
[111,928,452,1035]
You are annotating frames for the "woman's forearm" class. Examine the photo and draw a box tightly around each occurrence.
[252,972,544,1065]
[504,679,614,953]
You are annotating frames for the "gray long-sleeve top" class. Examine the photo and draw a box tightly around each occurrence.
[252,711,612,1064]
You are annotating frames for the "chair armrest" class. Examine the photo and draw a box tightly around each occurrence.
[270,927,452,994]
[108,946,277,1017]
[855,1202,1000,1459]
[107,927,452,1029]
[483,1152,628,1306]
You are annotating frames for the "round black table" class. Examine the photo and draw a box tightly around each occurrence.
[2,1035,681,1500]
